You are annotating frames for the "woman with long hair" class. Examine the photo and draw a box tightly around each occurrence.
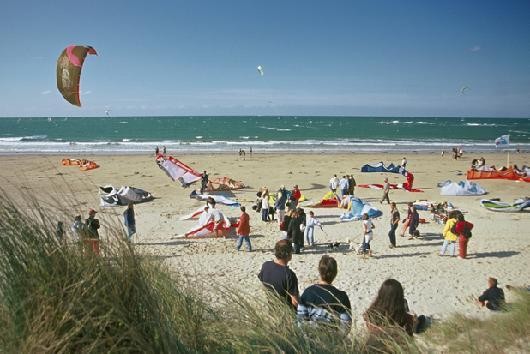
[455,213,473,259]
[364,279,414,336]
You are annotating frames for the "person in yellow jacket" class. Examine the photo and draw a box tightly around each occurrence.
[440,211,458,256]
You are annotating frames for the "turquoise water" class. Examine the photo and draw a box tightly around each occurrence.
[0,116,528,153]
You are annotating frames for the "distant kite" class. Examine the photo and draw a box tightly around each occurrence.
[460,86,470,95]
[257,65,264,76]
[56,45,97,107]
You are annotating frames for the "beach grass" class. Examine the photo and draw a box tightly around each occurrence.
[0,193,528,353]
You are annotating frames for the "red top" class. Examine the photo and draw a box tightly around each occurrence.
[237,212,250,235]
[455,220,473,235]
[291,188,301,201]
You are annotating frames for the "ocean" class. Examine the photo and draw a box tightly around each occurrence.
[0,116,528,154]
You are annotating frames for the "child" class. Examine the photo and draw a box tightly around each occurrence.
[359,213,375,256]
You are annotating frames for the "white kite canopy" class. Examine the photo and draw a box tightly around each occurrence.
[99,185,153,207]
[257,65,264,76]
[440,181,486,196]
[156,155,202,187]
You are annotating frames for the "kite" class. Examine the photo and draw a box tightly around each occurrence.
[156,155,202,187]
[56,45,97,106]
[257,65,264,76]
[460,86,470,95]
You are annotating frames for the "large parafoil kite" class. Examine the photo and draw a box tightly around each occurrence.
[56,45,97,107]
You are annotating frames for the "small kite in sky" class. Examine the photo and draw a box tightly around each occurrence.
[460,86,470,95]
[56,45,97,107]
[257,65,264,76]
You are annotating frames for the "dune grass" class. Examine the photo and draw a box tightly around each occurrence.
[0,194,527,353]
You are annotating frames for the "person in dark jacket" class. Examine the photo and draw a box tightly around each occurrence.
[478,277,505,311]
[288,210,304,254]
[407,206,419,240]
[275,186,288,225]
[455,213,474,259]
[86,208,100,239]
[123,202,136,240]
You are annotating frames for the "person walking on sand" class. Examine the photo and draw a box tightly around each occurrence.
[304,211,321,247]
[440,211,458,256]
[261,189,270,222]
[236,206,251,252]
[123,202,136,240]
[200,171,209,194]
[381,178,390,204]
[359,213,375,256]
[329,175,339,193]
[455,213,473,259]
[339,175,349,197]
[400,202,413,237]
[258,240,299,310]
[388,202,400,248]
[297,255,352,332]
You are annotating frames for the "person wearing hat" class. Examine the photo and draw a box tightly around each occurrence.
[86,208,100,239]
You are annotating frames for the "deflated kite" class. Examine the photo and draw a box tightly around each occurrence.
[57,45,97,106]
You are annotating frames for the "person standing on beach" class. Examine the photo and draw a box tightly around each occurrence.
[287,210,303,254]
[347,175,356,196]
[381,178,390,204]
[339,175,349,197]
[236,206,251,252]
[440,211,458,256]
[290,185,301,210]
[304,211,321,247]
[275,185,288,225]
[407,206,420,240]
[258,240,299,310]
[388,202,400,248]
[329,175,339,193]
[400,202,413,237]
[455,213,473,259]
[360,213,374,256]
[200,171,209,194]
[86,208,100,239]
[123,202,136,240]
[261,189,270,222]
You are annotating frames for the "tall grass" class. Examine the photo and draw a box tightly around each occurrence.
[0,194,527,353]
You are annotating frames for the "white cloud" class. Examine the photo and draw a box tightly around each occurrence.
[41,90,51,95]
[470,45,481,52]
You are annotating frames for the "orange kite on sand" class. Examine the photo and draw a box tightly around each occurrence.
[61,158,99,171]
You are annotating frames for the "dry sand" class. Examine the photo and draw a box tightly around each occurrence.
[1,152,529,326]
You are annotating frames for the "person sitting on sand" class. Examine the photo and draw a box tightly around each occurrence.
[440,211,458,256]
[364,279,415,337]
[258,240,299,310]
[304,211,322,247]
[297,255,352,332]
[478,277,505,311]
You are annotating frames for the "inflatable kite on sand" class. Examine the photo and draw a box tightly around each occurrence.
[467,167,530,183]
[305,191,341,208]
[177,208,237,238]
[156,155,202,187]
[189,190,240,207]
[440,181,486,196]
[99,185,153,207]
[62,158,99,171]
[57,45,97,107]
[480,198,530,212]
[358,162,422,192]
[339,197,382,222]
[207,177,246,191]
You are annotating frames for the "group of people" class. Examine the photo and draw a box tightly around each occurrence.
[329,174,357,197]
[440,210,474,259]
[258,240,426,339]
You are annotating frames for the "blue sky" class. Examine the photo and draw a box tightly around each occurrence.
[0,0,529,117]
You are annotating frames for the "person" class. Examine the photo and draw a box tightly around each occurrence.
[297,255,352,332]
[85,208,100,239]
[339,175,349,197]
[478,277,505,311]
[198,205,212,226]
[155,146,160,155]
[388,202,400,248]
[304,211,322,247]
[381,178,390,204]
[268,192,276,221]
[347,174,356,196]
[261,189,270,222]
[400,202,413,237]
[364,279,415,337]
[162,145,166,155]
[275,186,288,225]
[440,211,458,256]
[329,175,339,193]
[249,146,253,157]
[258,240,299,310]
[360,213,374,256]
[290,185,301,210]
[123,202,136,240]
[200,171,209,194]
[407,206,419,240]
[70,215,84,240]
[287,210,304,254]
[236,206,251,252]
[401,157,407,169]
[56,221,65,244]
[455,213,473,259]
[280,209,292,239]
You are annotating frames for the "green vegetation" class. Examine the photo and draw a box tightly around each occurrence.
[0,196,527,353]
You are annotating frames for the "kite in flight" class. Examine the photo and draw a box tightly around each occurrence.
[460,86,470,95]
[56,45,97,107]
[257,65,264,76]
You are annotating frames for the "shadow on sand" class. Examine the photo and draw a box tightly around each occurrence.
[469,251,520,259]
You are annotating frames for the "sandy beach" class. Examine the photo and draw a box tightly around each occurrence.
[2,152,529,326]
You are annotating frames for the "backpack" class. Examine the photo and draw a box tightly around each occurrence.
[463,229,472,238]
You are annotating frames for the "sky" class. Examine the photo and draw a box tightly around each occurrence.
[0,0,529,117]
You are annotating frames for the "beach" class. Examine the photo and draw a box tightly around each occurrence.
[2,151,529,326]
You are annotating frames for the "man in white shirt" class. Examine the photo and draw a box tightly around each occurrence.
[338,176,349,197]
[329,175,339,192]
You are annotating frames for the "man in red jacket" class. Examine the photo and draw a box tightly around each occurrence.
[455,213,473,259]
[236,206,251,252]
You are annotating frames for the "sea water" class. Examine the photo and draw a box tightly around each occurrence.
[0,116,528,154]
